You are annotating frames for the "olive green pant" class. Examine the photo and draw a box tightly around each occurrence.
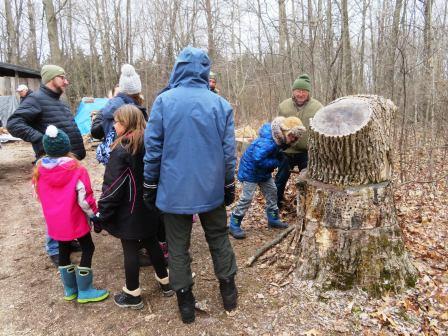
[164,204,237,291]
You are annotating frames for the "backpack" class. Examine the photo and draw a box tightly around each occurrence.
[96,128,116,165]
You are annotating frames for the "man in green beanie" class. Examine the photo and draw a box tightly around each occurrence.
[7,64,85,266]
[275,74,323,209]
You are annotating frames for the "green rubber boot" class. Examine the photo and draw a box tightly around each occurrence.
[59,264,77,301]
[75,266,109,303]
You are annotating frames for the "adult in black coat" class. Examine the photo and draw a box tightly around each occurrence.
[95,105,171,309]
[7,65,85,160]
[16,84,33,103]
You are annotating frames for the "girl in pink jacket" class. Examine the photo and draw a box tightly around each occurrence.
[33,125,108,304]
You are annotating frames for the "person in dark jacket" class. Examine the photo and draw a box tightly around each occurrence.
[209,71,219,94]
[16,84,33,103]
[229,117,306,239]
[93,65,147,165]
[7,65,85,160]
[143,46,238,324]
[7,64,85,266]
[93,104,172,310]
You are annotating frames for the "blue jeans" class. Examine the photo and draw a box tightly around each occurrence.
[233,178,278,217]
[45,233,59,256]
[274,152,308,206]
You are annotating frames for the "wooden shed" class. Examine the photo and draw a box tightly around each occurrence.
[0,62,41,96]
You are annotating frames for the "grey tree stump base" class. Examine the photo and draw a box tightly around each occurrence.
[295,174,417,297]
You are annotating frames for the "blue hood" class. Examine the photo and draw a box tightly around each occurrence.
[144,47,236,214]
[258,123,273,139]
[163,47,211,92]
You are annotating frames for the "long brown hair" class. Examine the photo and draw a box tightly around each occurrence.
[32,153,80,192]
[128,93,144,106]
[111,105,146,155]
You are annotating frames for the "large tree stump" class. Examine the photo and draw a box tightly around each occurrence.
[295,95,417,296]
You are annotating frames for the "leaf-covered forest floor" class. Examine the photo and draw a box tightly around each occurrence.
[0,140,447,336]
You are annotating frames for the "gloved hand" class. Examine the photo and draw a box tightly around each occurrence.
[224,181,235,206]
[90,214,103,233]
[143,180,158,212]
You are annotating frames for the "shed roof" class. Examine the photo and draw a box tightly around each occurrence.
[0,62,41,78]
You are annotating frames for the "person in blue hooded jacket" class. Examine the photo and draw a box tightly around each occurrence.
[143,47,238,324]
[229,116,306,239]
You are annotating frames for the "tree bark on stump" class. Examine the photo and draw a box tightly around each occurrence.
[295,95,417,296]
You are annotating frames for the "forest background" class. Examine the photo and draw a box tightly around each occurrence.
[1,0,447,183]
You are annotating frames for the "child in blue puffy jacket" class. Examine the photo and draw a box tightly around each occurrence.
[229,116,306,239]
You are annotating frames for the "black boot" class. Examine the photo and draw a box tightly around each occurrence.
[114,287,144,310]
[176,287,195,324]
[219,275,238,311]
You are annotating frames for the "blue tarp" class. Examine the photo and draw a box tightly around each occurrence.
[74,97,108,135]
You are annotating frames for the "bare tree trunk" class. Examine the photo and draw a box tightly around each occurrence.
[296,95,417,296]
[422,0,433,146]
[97,0,114,89]
[5,0,18,63]
[126,0,132,62]
[278,0,287,55]
[307,0,316,90]
[42,0,62,63]
[341,0,353,94]
[324,0,333,101]
[67,0,75,55]
[385,0,403,100]
[27,0,39,67]
[204,0,216,61]
[358,0,369,92]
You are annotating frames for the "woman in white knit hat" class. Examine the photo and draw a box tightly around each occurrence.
[91,64,147,165]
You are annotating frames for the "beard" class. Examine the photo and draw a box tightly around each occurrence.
[292,95,309,107]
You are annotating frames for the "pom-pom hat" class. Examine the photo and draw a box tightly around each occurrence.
[292,74,311,92]
[119,64,142,95]
[42,125,71,157]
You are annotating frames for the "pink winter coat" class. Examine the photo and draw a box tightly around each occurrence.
[36,157,97,241]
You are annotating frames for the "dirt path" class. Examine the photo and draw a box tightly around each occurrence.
[1,142,446,335]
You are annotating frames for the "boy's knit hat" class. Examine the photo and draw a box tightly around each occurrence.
[119,64,142,95]
[292,74,311,92]
[41,65,66,84]
[271,116,306,145]
[42,125,71,157]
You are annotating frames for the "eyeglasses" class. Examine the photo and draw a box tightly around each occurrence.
[56,75,68,81]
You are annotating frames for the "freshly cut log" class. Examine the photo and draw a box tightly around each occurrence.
[308,95,396,186]
[295,95,417,296]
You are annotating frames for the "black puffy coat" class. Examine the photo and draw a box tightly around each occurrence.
[19,89,33,103]
[98,142,158,240]
[7,85,86,159]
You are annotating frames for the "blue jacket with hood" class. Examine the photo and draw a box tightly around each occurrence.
[237,123,281,183]
[143,47,236,214]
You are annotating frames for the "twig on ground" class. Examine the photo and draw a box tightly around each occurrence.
[246,226,295,267]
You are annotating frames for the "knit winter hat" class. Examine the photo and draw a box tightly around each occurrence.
[292,74,311,92]
[271,116,306,145]
[119,64,142,95]
[41,65,66,84]
[42,125,71,157]
[209,71,217,80]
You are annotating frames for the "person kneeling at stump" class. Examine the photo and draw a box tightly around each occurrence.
[229,116,306,239]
